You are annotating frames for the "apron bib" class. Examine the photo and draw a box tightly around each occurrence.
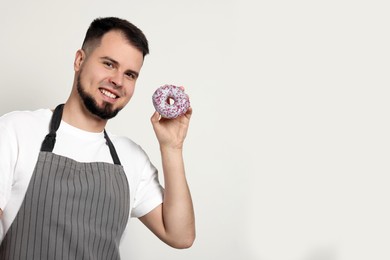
[0,104,130,260]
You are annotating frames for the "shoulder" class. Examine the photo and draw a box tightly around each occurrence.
[107,133,156,176]
[0,108,52,128]
[108,133,148,161]
[0,108,52,138]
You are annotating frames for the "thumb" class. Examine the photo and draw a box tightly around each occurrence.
[150,111,160,125]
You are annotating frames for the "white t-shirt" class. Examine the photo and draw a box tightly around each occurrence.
[0,108,164,242]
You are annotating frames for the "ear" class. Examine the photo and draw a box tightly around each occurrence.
[74,49,86,72]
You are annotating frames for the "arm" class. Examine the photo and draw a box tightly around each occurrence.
[139,107,195,249]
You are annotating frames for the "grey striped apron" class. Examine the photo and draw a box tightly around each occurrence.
[0,104,130,260]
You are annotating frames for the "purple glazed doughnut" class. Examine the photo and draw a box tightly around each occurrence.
[152,84,190,119]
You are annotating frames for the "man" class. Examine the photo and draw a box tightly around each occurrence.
[0,17,195,259]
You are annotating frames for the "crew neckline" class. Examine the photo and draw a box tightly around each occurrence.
[46,109,105,140]
[59,120,104,137]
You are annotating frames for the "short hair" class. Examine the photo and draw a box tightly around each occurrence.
[82,17,149,57]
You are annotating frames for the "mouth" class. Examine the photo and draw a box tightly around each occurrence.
[99,88,118,99]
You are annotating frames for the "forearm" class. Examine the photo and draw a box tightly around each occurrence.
[160,146,195,247]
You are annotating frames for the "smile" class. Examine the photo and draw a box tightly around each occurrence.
[100,88,118,99]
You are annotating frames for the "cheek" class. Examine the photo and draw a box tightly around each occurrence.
[81,65,106,86]
[125,83,136,97]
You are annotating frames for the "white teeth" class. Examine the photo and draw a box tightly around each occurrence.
[100,89,117,99]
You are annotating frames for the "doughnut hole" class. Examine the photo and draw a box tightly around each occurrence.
[167,97,175,105]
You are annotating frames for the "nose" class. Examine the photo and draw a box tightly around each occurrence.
[109,71,124,88]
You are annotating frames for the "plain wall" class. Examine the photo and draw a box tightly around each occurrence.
[1,0,389,259]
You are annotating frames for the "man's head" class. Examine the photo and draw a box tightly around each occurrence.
[72,17,148,121]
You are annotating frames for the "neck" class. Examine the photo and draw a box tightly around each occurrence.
[62,99,107,133]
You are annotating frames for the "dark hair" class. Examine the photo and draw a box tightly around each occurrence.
[82,17,149,57]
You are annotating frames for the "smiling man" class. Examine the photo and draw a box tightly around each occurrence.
[0,17,195,259]
[66,29,144,129]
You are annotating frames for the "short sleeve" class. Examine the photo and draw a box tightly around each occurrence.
[130,159,164,218]
[0,119,17,211]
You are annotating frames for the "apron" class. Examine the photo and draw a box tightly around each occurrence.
[0,104,130,260]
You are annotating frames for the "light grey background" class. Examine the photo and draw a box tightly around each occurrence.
[1,0,389,259]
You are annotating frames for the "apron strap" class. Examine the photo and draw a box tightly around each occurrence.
[104,130,122,165]
[41,104,122,165]
[41,104,64,152]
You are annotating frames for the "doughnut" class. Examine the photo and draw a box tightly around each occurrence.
[152,84,190,119]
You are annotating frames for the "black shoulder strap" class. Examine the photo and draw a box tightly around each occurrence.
[40,104,64,152]
[104,130,122,165]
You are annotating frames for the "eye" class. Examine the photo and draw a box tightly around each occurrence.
[125,72,136,80]
[103,61,114,68]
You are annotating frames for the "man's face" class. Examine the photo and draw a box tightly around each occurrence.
[75,30,144,120]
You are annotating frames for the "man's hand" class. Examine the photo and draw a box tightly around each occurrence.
[150,107,192,150]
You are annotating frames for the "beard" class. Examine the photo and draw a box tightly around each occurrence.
[76,74,121,120]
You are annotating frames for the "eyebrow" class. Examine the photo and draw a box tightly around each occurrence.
[100,56,139,78]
